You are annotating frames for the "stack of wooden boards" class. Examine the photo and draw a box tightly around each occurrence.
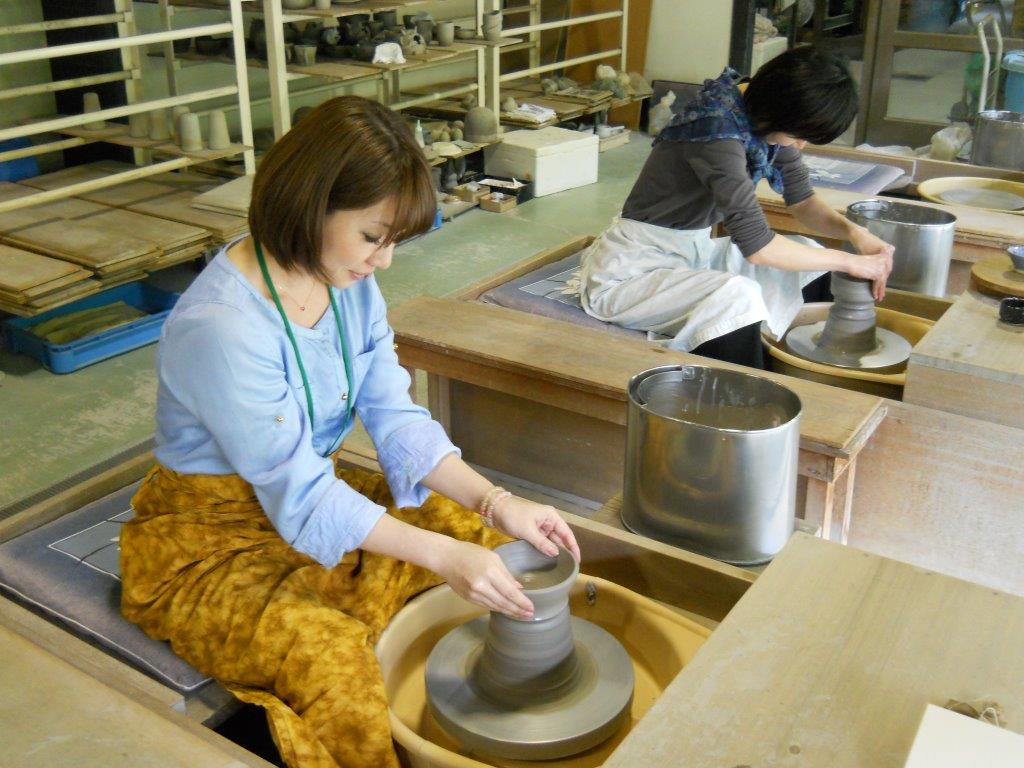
[0,162,249,317]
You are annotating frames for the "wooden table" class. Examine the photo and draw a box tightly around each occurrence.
[904,290,1024,430]
[391,296,888,544]
[605,533,1024,768]
[0,598,268,768]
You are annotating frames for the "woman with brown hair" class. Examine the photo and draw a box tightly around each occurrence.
[120,96,580,768]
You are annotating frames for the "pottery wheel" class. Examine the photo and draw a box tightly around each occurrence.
[785,320,912,370]
[425,616,634,761]
[937,187,1024,211]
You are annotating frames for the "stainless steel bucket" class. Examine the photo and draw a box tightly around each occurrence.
[620,365,801,566]
[846,199,957,297]
[971,110,1024,171]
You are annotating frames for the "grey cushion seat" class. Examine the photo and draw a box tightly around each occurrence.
[477,250,645,340]
[0,483,210,693]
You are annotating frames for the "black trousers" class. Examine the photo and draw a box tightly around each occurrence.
[691,273,833,370]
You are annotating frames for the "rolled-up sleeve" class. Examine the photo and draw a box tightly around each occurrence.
[159,303,385,567]
[687,139,775,258]
[776,145,814,207]
[354,283,459,507]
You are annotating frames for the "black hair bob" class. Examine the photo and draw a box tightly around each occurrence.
[743,45,858,145]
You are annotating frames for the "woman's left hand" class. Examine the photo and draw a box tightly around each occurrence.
[492,496,582,562]
[849,225,894,261]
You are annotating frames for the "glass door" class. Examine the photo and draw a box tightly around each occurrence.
[859,0,1023,147]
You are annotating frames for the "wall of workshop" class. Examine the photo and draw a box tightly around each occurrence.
[644,0,730,85]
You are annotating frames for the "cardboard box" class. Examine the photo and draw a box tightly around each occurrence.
[469,175,534,204]
[484,127,599,197]
[479,192,517,213]
[454,182,490,203]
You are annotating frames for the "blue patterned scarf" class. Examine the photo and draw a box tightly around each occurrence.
[657,68,785,194]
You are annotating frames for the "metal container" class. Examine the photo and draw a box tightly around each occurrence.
[971,110,1024,171]
[846,199,957,297]
[621,365,801,566]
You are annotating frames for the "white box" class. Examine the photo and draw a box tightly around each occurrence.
[751,36,788,74]
[484,127,599,197]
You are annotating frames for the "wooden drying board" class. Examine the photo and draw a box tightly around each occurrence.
[0,279,102,316]
[129,190,248,241]
[82,208,210,253]
[757,181,1024,252]
[971,254,1024,298]
[360,44,469,71]
[0,244,87,294]
[407,99,561,129]
[513,80,615,106]
[52,121,251,163]
[190,174,253,217]
[0,270,92,303]
[603,533,1024,768]
[500,92,586,120]
[0,218,158,272]
[286,60,379,80]
[18,162,246,241]
[904,290,1024,429]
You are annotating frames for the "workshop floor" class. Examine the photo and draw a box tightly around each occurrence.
[0,136,652,516]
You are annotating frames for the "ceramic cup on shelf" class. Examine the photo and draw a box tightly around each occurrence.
[178,112,204,153]
[148,108,171,141]
[416,18,434,44]
[315,0,332,9]
[435,21,455,46]
[482,10,502,42]
[82,92,105,131]
[294,43,317,66]
[207,110,230,151]
[128,111,150,139]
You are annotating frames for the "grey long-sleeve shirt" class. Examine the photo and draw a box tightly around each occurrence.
[621,138,814,257]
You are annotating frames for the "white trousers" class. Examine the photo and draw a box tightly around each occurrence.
[579,217,825,351]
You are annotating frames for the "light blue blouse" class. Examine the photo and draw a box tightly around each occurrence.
[153,246,459,567]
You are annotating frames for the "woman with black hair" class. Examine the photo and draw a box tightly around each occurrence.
[580,46,894,369]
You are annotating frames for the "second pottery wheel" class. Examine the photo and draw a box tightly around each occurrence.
[786,271,912,371]
[425,541,634,761]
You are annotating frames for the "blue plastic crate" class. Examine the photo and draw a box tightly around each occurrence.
[2,282,179,374]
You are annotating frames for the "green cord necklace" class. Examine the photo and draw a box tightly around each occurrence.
[255,240,354,454]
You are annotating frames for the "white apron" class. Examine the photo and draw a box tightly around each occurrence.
[579,216,825,351]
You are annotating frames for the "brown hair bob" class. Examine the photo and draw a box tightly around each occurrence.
[248,95,435,277]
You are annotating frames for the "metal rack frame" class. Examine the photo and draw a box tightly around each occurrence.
[149,0,487,139]
[0,0,256,216]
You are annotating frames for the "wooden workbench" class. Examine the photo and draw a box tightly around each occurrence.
[605,533,1024,768]
[904,290,1024,430]
[757,181,1024,294]
[391,296,887,544]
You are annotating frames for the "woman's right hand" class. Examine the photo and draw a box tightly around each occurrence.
[841,249,893,301]
[434,539,534,620]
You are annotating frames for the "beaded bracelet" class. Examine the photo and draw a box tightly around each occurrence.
[478,486,511,528]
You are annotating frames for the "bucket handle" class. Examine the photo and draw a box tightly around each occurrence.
[632,365,698,407]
